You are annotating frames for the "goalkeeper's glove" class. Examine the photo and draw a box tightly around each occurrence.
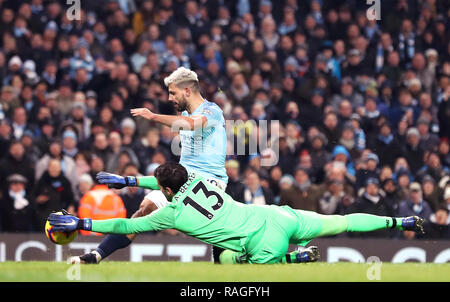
[48,212,92,232]
[96,171,137,189]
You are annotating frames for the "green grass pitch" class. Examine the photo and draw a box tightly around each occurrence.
[1,261,449,282]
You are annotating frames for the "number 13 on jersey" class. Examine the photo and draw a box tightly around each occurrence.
[183,181,224,220]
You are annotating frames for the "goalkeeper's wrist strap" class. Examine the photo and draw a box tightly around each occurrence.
[125,176,137,187]
[78,219,92,231]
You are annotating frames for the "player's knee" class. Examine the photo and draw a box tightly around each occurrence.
[140,199,158,216]
[131,200,158,218]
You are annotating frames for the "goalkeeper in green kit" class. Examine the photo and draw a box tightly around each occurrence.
[49,162,425,264]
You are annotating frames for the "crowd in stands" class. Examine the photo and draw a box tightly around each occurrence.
[0,0,449,239]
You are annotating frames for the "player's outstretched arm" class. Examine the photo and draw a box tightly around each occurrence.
[131,108,207,130]
[96,172,160,190]
[48,212,161,234]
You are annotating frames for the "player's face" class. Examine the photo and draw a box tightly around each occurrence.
[158,180,175,201]
[168,84,188,112]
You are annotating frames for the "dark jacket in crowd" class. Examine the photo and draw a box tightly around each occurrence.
[0,189,34,232]
[225,178,246,202]
[279,183,321,212]
[0,154,35,192]
[120,188,146,219]
[32,171,75,231]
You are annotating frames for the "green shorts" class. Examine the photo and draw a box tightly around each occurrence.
[243,206,325,264]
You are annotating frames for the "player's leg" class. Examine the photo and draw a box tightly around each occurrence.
[281,246,320,264]
[218,250,248,264]
[69,198,158,264]
[319,213,424,236]
[293,210,424,241]
[94,199,157,258]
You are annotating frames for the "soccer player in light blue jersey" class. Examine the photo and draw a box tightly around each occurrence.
[71,67,228,264]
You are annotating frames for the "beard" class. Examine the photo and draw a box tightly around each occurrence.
[173,97,188,112]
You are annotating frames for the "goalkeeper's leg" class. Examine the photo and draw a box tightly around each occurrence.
[294,211,425,242]
[69,199,157,264]
[318,213,424,237]
[284,211,425,264]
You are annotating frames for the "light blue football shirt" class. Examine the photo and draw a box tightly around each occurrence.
[179,100,228,184]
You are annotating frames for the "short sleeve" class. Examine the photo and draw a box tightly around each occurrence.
[144,190,169,209]
[199,105,222,128]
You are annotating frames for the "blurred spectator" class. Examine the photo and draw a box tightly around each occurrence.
[368,122,402,168]
[0,174,34,232]
[77,173,94,204]
[421,175,442,212]
[416,151,449,184]
[134,127,170,171]
[35,139,78,193]
[32,158,75,231]
[268,166,283,202]
[403,127,424,174]
[237,168,273,205]
[20,130,41,163]
[119,163,146,219]
[225,159,245,202]
[444,187,450,213]
[0,140,35,192]
[417,117,440,153]
[62,129,78,158]
[308,131,330,183]
[319,178,354,215]
[425,206,450,239]
[105,131,139,173]
[331,145,356,183]
[355,152,380,190]
[398,182,433,239]
[279,167,320,212]
[381,177,402,215]
[438,138,450,168]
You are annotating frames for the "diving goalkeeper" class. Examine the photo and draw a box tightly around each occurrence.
[71,67,229,264]
[49,162,425,264]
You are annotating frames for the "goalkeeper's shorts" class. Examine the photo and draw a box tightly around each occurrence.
[243,208,325,264]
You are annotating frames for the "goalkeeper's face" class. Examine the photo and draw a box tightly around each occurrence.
[160,184,175,201]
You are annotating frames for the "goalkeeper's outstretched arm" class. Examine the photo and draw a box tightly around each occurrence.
[89,216,157,234]
[49,207,175,234]
[96,172,161,190]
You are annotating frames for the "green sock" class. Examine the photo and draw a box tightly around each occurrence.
[345,214,403,232]
[281,251,301,264]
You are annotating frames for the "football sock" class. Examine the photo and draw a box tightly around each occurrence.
[281,251,302,264]
[316,214,403,237]
[345,214,403,233]
[96,234,132,260]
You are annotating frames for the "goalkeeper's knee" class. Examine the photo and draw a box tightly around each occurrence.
[219,250,247,264]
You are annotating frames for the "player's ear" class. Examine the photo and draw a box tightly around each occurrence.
[164,186,174,196]
[184,87,191,97]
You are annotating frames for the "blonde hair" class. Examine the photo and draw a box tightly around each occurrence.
[163,67,199,88]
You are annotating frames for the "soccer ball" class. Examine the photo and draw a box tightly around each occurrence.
[45,212,77,245]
